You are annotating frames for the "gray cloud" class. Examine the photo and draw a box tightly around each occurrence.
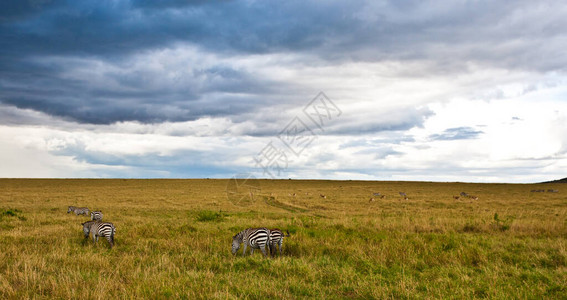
[429,127,484,141]
[2,0,567,126]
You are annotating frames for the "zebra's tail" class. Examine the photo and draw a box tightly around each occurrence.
[267,229,272,256]
[111,225,116,245]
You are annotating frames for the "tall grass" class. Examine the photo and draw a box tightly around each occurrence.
[0,179,566,298]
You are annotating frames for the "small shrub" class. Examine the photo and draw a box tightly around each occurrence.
[492,213,515,232]
[0,208,26,221]
[195,210,225,222]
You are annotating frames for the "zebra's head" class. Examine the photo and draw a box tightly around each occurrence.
[81,221,94,238]
[231,232,243,255]
[67,206,74,213]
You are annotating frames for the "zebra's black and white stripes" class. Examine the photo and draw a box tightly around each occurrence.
[68,206,90,216]
[232,228,271,257]
[90,211,103,221]
[269,228,290,256]
[86,221,116,248]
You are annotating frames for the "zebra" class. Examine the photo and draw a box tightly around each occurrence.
[68,206,90,216]
[90,211,103,221]
[81,220,97,239]
[231,228,271,257]
[460,192,469,197]
[87,221,116,248]
[269,228,290,256]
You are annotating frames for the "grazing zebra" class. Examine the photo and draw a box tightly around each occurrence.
[399,192,407,197]
[67,206,90,216]
[269,228,290,256]
[87,221,116,248]
[90,211,103,221]
[548,189,559,193]
[232,228,271,257]
[373,192,381,196]
[460,192,468,197]
[81,220,97,239]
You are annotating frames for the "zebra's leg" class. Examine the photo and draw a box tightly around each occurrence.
[279,241,283,255]
[251,248,255,255]
[92,234,97,245]
[242,243,248,256]
[107,235,113,248]
[259,245,267,257]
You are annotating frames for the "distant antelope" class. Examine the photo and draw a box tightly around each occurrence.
[320,194,326,199]
[453,196,460,200]
[379,195,385,199]
[369,198,375,202]
[403,197,409,200]
[470,196,479,200]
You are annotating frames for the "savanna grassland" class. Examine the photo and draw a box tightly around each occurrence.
[0,179,566,299]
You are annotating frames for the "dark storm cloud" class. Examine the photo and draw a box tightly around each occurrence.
[1,0,566,125]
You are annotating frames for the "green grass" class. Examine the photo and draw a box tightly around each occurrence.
[0,179,566,299]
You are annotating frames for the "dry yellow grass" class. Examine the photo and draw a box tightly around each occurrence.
[0,179,566,299]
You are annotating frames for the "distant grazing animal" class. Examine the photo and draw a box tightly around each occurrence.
[379,195,385,199]
[460,192,468,197]
[81,220,97,239]
[469,196,479,200]
[369,198,375,202]
[232,228,271,257]
[399,192,407,197]
[453,196,460,200]
[68,206,90,216]
[547,189,559,193]
[87,221,116,248]
[320,194,326,199]
[90,211,103,221]
[373,193,381,196]
[269,228,290,256]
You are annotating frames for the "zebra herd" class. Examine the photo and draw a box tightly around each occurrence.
[68,206,290,256]
[67,206,115,248]
[232,227,290,257]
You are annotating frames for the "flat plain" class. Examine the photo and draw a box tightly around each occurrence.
[0,179,566,299]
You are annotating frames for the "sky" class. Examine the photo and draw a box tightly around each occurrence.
[1,0,567,183]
